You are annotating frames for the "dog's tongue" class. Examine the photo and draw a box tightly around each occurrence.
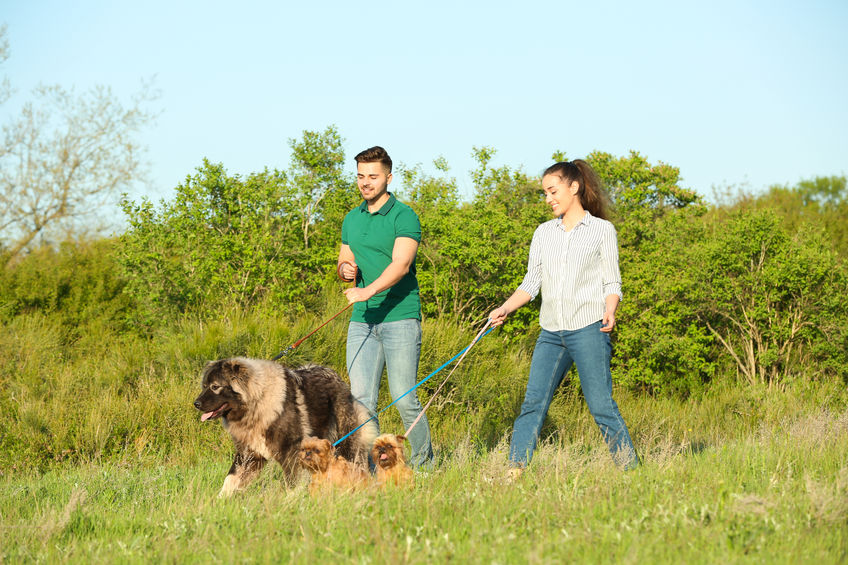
[200,404,227,422]
[380,453,388,461]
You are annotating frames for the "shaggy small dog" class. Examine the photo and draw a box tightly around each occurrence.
[371,434,414,488]
[299,437,370,494]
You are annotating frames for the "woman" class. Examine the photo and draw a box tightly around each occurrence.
[489,160,639,473]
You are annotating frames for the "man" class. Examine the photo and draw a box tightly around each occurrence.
[337,146,434,469]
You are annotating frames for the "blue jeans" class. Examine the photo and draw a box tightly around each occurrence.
[347,319,434,468]
[509,322,639,469]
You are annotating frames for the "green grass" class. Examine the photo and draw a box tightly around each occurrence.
[2,301,847,562]
[1,404,846,563]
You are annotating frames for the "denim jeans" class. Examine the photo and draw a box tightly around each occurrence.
[509,321,639,469]
[347,318,434,468]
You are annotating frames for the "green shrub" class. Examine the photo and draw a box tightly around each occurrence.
[0,239,135,337]
[118,127,358,324]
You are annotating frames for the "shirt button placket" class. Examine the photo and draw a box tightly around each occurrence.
[561,229,570,330]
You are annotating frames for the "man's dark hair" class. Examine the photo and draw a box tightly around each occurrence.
[354,146,392,173]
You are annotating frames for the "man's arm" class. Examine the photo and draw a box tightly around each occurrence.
[343,237,418,304]
[337,244,357,282]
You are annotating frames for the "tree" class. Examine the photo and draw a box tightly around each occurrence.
[610,211,717,395]
[0,25,10,106]
[404,148,549,326]
[119,127,355,322]
[582,151,712,395]
[587,149,702,249]
[284,126,360,275]
[0,27,156,266]
[721,175,848,258]
[691,210,848,386]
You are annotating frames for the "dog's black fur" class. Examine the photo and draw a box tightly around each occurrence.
[193,357,377,496]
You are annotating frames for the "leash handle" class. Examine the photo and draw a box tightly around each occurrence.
[272,302,353,361]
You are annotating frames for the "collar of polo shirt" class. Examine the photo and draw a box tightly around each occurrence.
[359,193,397,216]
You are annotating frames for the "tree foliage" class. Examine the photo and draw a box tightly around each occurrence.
[119,126,357,323]
[0,84,156,265]
[4,119,845,396]
[721,175,848,258]
[403,148,548,329]
[694,210,847,385]
[581,151,713,394]
[0,238,134,335]
[611,210,716,395]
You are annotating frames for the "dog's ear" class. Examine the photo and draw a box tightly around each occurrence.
[200,360,218,382]
[395,435,407,444]
[319,439,332,450]
[222,359,250,383]
[222,359,242,374]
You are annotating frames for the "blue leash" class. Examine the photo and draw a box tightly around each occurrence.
[333,325,496,447]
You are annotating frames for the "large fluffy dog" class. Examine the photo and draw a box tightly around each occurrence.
[193,357,377,497]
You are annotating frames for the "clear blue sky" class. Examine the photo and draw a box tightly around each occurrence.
[3,0,847,202]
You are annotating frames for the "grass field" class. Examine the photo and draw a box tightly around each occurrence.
[1,309,847,563]
[2,390,846,563]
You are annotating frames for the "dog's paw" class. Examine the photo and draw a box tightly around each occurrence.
[217,474,240,497]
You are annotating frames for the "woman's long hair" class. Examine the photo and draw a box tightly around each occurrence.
[543,160,609,220]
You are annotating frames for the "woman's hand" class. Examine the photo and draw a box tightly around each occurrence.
[489,291,532,327]
[601,309,616,333]
[601,294,619,333]
[489,306,509,327]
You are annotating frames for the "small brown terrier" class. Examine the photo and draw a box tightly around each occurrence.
[299,437,370,494]
[371,434,414,488]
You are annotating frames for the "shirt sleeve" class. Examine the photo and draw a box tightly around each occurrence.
[394,206,422,242]
[600,223,623,300]
[516,227,543,300]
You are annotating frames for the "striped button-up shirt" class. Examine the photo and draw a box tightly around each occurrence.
[517,211,623,331]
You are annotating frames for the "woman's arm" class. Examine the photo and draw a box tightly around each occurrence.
[489,227,543,326]
[600,223,622,332]
[599,223,622,302]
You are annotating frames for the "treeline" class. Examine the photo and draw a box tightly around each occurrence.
[2,126,847,396]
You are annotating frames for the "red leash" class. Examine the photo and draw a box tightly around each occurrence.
[272,303,353,361]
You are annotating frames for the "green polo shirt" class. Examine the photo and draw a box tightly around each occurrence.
[341,193,421,323]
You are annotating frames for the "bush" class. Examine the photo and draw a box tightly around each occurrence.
[0,238,135,337]
[118,127,358,325]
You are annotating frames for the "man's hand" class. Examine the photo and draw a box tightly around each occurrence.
[338,261,358,282]
[344,286,374,304]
